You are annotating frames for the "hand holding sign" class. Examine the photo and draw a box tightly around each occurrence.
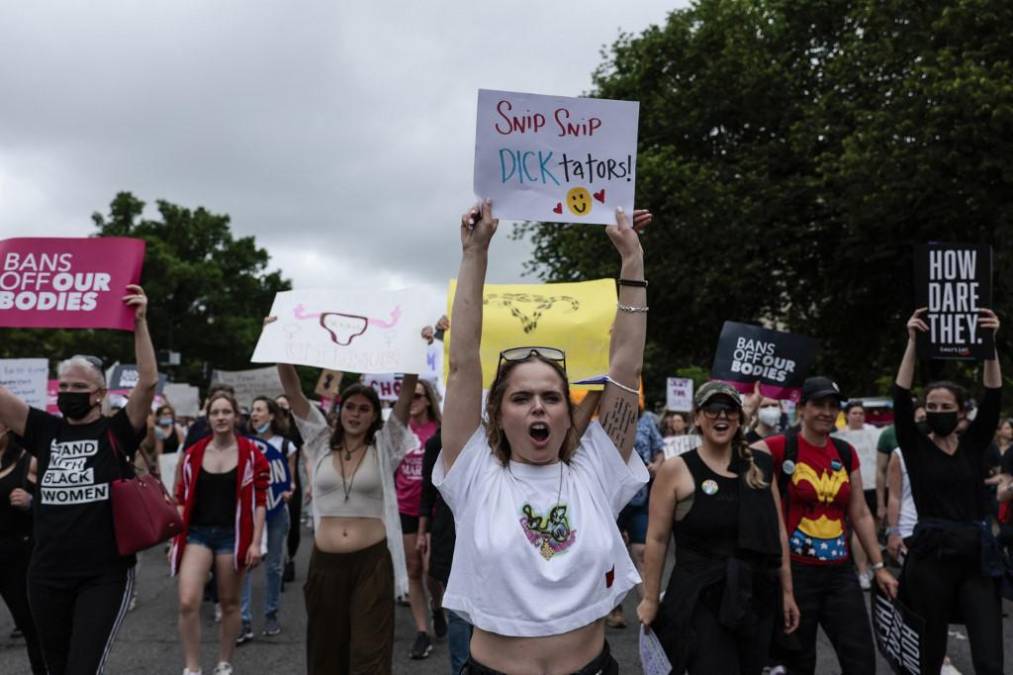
[461,199,499,253]
[122,284,147,322]
[605,208,651,260]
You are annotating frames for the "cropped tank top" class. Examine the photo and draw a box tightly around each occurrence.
[191,467,237,528]
[674,449,740,559]
[313,446,384,519]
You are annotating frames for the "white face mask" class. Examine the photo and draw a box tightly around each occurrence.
[758,407,781,428]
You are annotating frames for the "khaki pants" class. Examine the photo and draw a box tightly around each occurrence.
[304,540,394,675]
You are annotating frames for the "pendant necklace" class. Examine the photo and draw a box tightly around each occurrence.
[338,445,365,502]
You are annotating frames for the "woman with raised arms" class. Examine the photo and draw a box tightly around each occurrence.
[435,199,652,674]
[275,356,420,675]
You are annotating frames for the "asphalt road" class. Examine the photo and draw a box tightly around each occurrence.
[0,525,1009,673]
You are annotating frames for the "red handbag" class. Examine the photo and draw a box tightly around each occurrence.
[107,430,183,556]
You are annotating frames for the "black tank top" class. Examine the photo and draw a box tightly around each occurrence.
[674,449,740,559]
[162,430,179,454]
[0,451,33,541]
[191,467,237,528]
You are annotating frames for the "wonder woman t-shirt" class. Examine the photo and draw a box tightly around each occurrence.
[766,433,859,565]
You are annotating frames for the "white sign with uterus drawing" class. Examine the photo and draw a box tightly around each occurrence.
[252,288,439,375]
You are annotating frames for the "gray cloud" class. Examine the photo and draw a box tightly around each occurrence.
[0,1,681,301]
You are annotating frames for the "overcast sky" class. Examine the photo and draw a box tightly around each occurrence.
[0,1,684,302]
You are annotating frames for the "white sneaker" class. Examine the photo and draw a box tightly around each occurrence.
[858,571,872,590]
[212,663,233,675]
[940,657,962,675]
[183,669,202,675]
[214,603,222,623]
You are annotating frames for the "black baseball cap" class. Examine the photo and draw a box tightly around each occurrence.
[800,376,845,404]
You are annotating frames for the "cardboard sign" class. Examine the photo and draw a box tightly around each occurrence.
[872,585,923,674]
[0,237,145,331]
[0,358,48,410]
[211,367,284,409]
[445,278,616,389]
[711,322,818,402]
[666,377,694,412]
[474,89,639,225]
[363,373,404,402]
[914,243,993,360]
[162,383,201,418]
[251,288,439,375]
[314,369,344,399]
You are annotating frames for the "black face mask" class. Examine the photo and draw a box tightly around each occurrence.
[57,392,96,420]
[915,420,930,436]
[926,411,959,437]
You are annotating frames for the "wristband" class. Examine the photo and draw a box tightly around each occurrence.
[870,561,885,571]
[617,278,648,288]
[617,303,649,313]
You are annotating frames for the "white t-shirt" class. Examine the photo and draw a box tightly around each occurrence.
[831,424,881,488]
[891,448,918,539]
[433,421,648,637]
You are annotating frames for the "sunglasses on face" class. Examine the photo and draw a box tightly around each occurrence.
[497,347,567,373]
[700,401,742,420]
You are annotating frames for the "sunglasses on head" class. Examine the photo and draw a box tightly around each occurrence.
[73,354,104,371]
[497,347,567,373]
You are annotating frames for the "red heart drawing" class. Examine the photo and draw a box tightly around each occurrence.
[593,189,606,203]
[552,202,563,214]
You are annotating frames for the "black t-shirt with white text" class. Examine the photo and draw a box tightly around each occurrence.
[20,407,143,578]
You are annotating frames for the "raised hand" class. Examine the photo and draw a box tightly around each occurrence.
[122,284,148,321]
[906,307,928,341]
[460,199,499,253]
[979,308,1000,335]
[605,208,651,260]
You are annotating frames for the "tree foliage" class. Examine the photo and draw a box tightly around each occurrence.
[2,192,291,388]
[517,0,1013,403]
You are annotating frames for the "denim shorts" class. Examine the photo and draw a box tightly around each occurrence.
[186,525,235,555]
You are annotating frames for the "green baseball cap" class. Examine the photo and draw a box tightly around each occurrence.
[694,381,744,408]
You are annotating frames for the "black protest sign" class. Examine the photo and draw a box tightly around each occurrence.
[872,585,923,675]
[107,364,167,394]
[710,322,818,401]
[914,243,993,360]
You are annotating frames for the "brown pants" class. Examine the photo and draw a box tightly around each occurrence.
[305,540,394,675]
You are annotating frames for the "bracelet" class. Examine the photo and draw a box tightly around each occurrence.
[885,526,901,536]
[617,303,649,313]
[870,561,885,571]
[617,278,648,288]
[604,376,640,395]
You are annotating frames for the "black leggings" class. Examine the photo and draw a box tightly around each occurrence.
[787,563,875,675]
[903,554,1004,675]
[28,566,135,675]
[0,544,46,673]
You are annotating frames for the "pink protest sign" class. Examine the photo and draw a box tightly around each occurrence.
[0,237,145,331]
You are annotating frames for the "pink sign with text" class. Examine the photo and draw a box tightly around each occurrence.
[0,237,145,331]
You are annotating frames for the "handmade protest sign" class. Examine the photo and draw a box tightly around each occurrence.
[163,383,201,418]
[474,89,639,225]
[314,369,343,400]
[914,243,993,360]
[872,585,922,674]
[666,377,694,412]
[0,359,48,409]
[445,279,616,388]
[0,237,145,330]
[711,321,818,402]
[252,288,439,375]
[363,373,404,402]
[211,367,284,409]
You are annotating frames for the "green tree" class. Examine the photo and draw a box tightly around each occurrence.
[2,192,293,390]
[518,0,1013,402]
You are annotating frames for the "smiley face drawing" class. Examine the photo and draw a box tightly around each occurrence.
[566,187,592,216]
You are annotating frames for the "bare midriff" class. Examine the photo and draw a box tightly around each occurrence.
[314,516,386,553]
[469,619,604,674]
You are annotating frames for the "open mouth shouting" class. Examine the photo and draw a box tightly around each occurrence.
[712,420,732,433]
[529,422,551,449]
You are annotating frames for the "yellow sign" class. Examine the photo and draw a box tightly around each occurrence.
[445,279,617,389]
